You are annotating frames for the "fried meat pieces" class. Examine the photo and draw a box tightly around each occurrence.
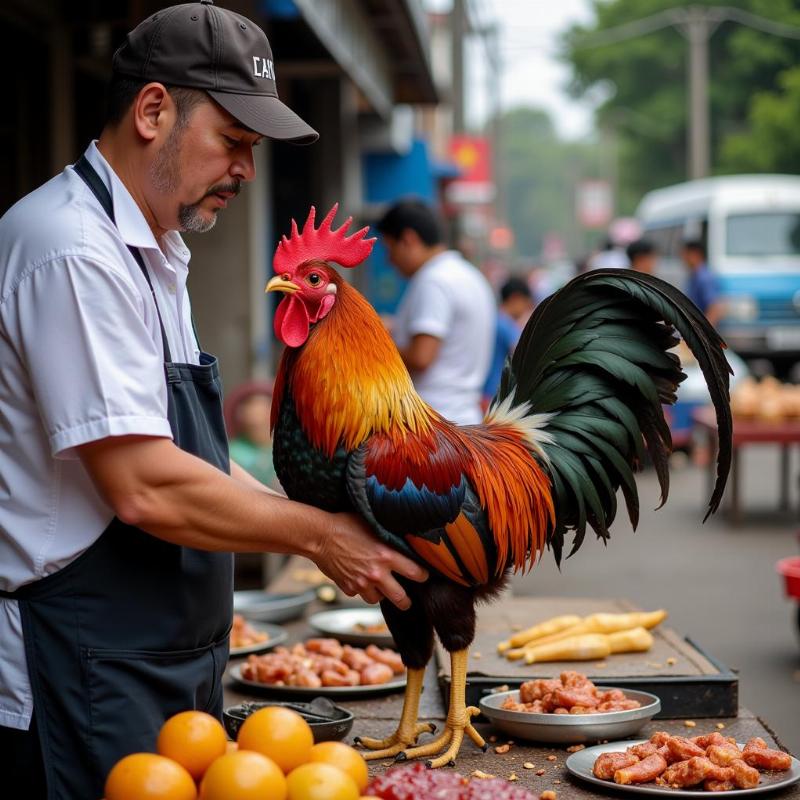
[593,731,792,791]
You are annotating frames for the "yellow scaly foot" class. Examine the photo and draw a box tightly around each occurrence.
[354,667,436,760]
[395,649,486,768]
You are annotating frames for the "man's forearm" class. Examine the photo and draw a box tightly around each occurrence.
[79,436,326,557]
[229,458,284,497]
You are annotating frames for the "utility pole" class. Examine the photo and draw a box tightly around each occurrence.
[486,23,504,224]
[676,7,719,180]
[452,0,466,134]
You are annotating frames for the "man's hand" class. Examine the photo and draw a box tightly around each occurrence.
[314,513,428,610]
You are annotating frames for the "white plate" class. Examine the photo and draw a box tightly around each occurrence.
[307,608,395,647]
[229,622,288,657]
[566,740,800,797]
[228,663,406,698]
[232,590,316,623]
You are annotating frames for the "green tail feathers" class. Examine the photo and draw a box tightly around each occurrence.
[494,268,732,565]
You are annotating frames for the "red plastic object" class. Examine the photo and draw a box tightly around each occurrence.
[776,556,800,599]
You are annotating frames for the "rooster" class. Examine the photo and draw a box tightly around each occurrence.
[266,206,732,768]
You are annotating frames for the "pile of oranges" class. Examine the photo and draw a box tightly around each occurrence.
[103,706,379,800]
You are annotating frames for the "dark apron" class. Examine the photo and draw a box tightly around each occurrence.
[0,156,233,799]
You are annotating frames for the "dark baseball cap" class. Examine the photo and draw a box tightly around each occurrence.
[112,0,318,145]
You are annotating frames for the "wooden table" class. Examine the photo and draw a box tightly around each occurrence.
[693,406,800,524]
[224,589,798,797]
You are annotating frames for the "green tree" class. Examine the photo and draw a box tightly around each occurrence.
[721,66,800,172]
[563,0,800,211]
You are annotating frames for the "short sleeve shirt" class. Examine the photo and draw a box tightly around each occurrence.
[483,310,522,400]
[0,142,199,730]
[392,250,496,424]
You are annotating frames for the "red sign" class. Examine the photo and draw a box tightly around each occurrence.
[446,135,495,205]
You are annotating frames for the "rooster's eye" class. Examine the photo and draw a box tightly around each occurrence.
[307,273,321,286]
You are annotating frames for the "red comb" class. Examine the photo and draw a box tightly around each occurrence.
[274,204,376,273]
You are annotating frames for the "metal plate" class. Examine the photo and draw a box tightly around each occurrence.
[229,622,288,658]
[232,589,316,623]
[566,740,800,797]
[479,688,661,745]
[307,608,395,647]
[228,664,406,698]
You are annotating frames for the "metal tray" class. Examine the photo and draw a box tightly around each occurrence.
[228,664,406,698]
[232,589,316,623]
[479,688,661,745]
[447,637,738,719]
[566,740,800,797]
[229,622,288,658]
[307,608,395,647]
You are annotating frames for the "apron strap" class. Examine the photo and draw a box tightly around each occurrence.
[73,155,172,364]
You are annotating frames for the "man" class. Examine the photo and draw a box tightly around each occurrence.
[483,277,534,405]
[626,238,658,274]
[682,239,724,326]
[376,199,496,424]
[0,3,425,797]
[589,236,629,269]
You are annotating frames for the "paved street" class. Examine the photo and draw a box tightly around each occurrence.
[511,445,800,753]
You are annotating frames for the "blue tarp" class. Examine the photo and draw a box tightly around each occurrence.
[363,139,439,314]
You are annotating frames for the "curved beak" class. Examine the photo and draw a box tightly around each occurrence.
[266,275,300,294]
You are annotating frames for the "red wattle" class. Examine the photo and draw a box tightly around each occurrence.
[274,296,310,347]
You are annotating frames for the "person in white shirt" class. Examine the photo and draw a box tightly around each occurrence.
[376,200,496,424]
[0,4,425,797]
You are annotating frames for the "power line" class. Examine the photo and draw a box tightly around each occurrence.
[571,5,800,50]
[568,5,800,179]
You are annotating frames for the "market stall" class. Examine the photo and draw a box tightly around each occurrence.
[216,558,800,799]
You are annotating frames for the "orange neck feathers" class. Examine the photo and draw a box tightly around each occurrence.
[276,279,435,456]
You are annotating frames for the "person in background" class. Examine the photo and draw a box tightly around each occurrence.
[225,381,280,491]
[589,236,629,269]
[483,277,534,407]
[376,199,496,424]
[681,239,724,327]
[626,239,658,274]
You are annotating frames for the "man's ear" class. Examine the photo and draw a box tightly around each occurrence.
[132,83,175,143]
[400,228,422,249]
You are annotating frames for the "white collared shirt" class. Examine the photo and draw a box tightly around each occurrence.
[0,142,200,730]
[392,250,496,424]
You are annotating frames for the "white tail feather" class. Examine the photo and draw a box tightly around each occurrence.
[484,394,554,463]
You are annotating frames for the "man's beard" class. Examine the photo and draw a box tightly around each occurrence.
[150,127,241,234]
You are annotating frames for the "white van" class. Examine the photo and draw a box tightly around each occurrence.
[636,175,800,364]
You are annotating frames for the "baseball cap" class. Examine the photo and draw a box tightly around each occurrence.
[112,0,318,145]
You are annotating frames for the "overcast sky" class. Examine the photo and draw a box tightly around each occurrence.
[427,0,599,139]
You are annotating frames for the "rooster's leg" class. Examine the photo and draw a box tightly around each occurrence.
[395,648,486,768]
[354,666,435,759]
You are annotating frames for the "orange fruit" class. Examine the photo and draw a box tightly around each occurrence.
[286,762,360,800]
[105,752,197,800]
[307,742,368,792]
[237,706,314,774]
[157,710,228,781]
[199,750,287,800]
